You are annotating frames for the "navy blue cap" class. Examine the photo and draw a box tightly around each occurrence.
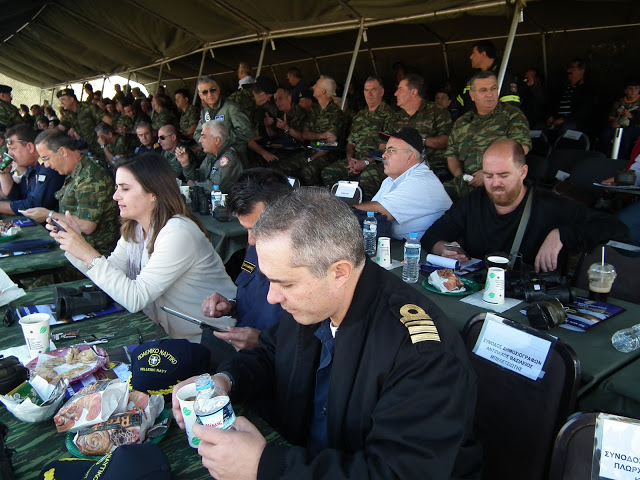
[379,127,423,153]
[40,443,171,479]
[56,88,76,98]
[255,76,277,95]
[0,85,12,94]
[131,339,210,395]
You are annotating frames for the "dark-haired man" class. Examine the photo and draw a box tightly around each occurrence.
[134,122,161,155]
[424,139,629,272]
[151,94,179,132]
[57,88,112,155]
[95,122,136,164]
[200,167,292,367]
[0,85,22,130]
[0,124,65,215]
[174,88,200,139]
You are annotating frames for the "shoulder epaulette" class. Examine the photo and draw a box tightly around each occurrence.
[398,304,440,344]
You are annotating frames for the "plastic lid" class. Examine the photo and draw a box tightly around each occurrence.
[409,232,418,239]
[196,379,214,391]
[367,211,374,216]
[213,184,220,189]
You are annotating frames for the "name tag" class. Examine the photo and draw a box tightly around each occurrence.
[473,313,551,381]
[595,413,640,480]
[37,175,47,182]
[335,181,358,199]
[214,115,224,121]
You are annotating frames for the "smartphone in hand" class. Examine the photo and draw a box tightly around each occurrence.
[444,243,468,256]
[49,218,67,233]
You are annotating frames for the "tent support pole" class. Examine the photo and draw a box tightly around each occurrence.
[368,47,378,76]
[156,63,164,93]
[497,0,524,92]
[541,33,548,88]
[442,43,450,79]
[341,22,364,110]
[256,36,268,77]
[194,48,208,104]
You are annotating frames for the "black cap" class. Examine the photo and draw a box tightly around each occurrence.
[379,127,423,152]
[624,79,640,88]
[40,443,171,480]
[131,339,210,395]
[255,76,277,95]
[56,88,76,99]
[0,85,12,94]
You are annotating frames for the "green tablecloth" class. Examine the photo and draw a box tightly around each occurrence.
[388,241,640,398]
[0,280,279,480]
[198,214,247,264]
[0,217,67,279]
[579,359,640,419]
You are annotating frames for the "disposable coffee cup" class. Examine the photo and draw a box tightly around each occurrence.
[376,237,391,268]
[179,185,191,203]
[485,254,510,270]
[18,313,51,359]
[587,263,616,302]
[482,267,505,305]
[176,383,200,448]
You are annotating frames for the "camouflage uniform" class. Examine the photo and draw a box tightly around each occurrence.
[456,63,521,115]
[179,104,200,137]
[108,134,137,159]
[444,102,531,198]
[295,101,347,186]
[0,100,23,129]
[60,102,106,154]
[163,145,196,179]
[117,112,152,135]
[194,97,253,168]
[321,102,394,200]
[383,100,452,172]
[151,109,179,132]
[55,154,119,255]
[182,141,243,193]
[266,103,309,176]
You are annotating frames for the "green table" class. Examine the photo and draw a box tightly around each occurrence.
[198,214,247,264]
[388,241,640,398]
[0,217,68,280]
[0,280,279,479]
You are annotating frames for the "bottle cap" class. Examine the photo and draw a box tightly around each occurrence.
[367,211,374,216]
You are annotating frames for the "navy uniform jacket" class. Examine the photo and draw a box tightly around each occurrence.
[221,259,481,480]
[6,162,65,214]
[235,245,284,330]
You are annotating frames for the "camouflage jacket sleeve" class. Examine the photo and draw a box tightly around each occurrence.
[348,102,394,157]
[224,100,254,145]
[505,105,533,150]
[444,116,466,159]
[180,105,200,136]
[0,101,22,128]
[431,103,453,136]
[193,108,208,142]
[307,102,347,139]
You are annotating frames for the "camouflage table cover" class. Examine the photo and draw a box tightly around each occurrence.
[197,214,248,264]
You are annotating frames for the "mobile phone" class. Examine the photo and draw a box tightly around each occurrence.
[444,243,467,256]
[160,306,228,332]
[49,217,67,233]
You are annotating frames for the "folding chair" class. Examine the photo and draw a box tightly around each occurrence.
[461,313,581,480]
[554,130,591,151]
[330,181,363,205]
[530,130,552,157]
[548,412,598,480]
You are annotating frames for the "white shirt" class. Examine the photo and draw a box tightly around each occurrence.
[372,163,452,241]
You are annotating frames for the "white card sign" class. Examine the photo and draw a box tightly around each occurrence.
[473,313,552,380]
[334,181,358,198]
[564,129,582,141]
[594,414,640,480]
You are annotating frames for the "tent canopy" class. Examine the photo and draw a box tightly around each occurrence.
[1,0,638,92]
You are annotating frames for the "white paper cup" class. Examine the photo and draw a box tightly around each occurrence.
[482,267,505,305]
[179,185,191,203]
[376,237,391,267]
[176,383,200,448]
[18,313,51,359]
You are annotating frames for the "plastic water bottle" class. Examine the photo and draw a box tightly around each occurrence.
[363,211,377,256]
[402,233,421,283]
[193,373,236,430]
[611,324,640,353]
[211,184,222,211]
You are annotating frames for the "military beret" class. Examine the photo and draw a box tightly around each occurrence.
[379,127,424,153]
[255,76,277,95]
[56,88,76,99]
[0,85,12,94]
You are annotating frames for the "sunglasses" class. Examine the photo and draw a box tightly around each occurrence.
[6,139,29,147]
[158,135,175,141]
[200,88,217,96]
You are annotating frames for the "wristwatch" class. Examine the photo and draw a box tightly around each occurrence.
[364,160,370,166]
[284,128,290,135]
[86,256,102,270]
[48,210,54,219]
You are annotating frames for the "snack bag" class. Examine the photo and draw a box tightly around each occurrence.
[428,269,466,293]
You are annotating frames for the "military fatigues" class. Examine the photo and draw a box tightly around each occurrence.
[182,141,243,193]
[194,98,253,168]
[60,102,106,155]
[445,102,531,198]
[293,101,347,186]
[321,102,394,200]
[151,109,179,132]
[456,63,521,116]
[383,100,452,173]
[0,100,23,129]
[179,104,200,138]
[109,134,137,158]
[117,112,152,135]
[55,154,120,255]
[265,103,309,176]
[163,146,196,179]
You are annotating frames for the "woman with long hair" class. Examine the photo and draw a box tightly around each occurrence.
[48,153,236,341]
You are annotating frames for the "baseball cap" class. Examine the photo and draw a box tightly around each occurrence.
[56,88,76,99]
[40,443,171,480]
[378,127,423,152]
[131,339,210,395]
[255,76,277,95]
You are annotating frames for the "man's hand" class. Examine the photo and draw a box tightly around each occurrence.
[172,377,197,430]
[534,228,563,272]
[468,170,485,188]
[275,114,288,131]
[193,418,266,480]
[261,151,279,163]
[347,157,367,175]
[175,146,190,167]
[433,241,469,261]
[324,132,337,143]
[202,293,233,318]
[601,177,615,186]
[22,207,51,223]
[263,112,274,127]
[214,327,261,352]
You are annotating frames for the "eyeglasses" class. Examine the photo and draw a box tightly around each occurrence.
[200,87,217,96]
[158,135,174,140]
[472,85,499,94]
[39,148,60,163]
[383,147,412,155]
[6,139,29,147]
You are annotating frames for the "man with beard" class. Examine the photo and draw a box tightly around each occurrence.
[422,139,629,272]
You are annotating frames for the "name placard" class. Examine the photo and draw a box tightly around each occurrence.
[334,181,358,199]
[473,313,552,381]
[595,414,640,480]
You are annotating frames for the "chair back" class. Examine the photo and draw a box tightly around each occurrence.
[461,313,581,480]
[554,130,590,151]
[331,181,363,205]
[531,130,552,157]
[548,412,598,480]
